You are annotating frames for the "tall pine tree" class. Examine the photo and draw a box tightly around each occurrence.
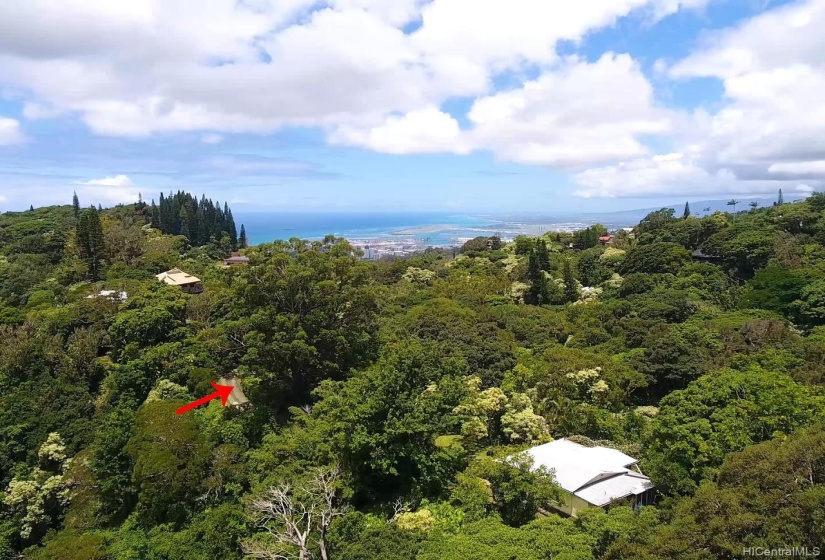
[239,224,248,249]
[778,189,784,206]
[77,206,105,280]
[683,201,691,219]
[150,190,240,249]
[72,191,80,218]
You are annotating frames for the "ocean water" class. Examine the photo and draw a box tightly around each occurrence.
[234,211,634,247]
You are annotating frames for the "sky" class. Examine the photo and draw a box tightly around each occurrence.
[0,0,823,213]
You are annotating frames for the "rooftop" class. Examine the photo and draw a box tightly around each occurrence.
[523,438,654,507]
[156,268,202,286]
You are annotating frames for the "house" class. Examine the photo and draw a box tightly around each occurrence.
[598,235,613,244]
[86,289,128,302]
[156,268,204,294]
[223,252,250,265]
[523,438,656,517]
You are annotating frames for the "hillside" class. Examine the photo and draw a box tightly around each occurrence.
[1,195,824,559]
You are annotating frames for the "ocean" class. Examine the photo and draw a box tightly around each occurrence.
[234,211,636,248]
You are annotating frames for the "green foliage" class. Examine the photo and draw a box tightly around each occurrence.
[4,198,825,557]
[644,368,824,494]
[619,242,691,275]
[124,401,211,526]
[455,452,561,527]
[313,340,468,501]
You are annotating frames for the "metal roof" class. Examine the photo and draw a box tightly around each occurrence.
[523,439,654,506]
[156,268,201,286]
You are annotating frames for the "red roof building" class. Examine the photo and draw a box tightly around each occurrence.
[598,236,613,244]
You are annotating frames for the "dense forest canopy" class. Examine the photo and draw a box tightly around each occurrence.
[1,193,824,559]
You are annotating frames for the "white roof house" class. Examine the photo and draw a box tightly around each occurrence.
[523,438,655,516]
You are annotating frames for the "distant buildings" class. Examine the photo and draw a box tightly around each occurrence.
[156,268,204,294]
[522,438,656,517]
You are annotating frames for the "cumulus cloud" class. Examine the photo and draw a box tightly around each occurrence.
[0,0,702,143]
[464,53,673,167]
[572,0,825,197]
[667,0,825,178]
[4,0,820,200]
[330,54,673,166]
[329,106,469,155]
[72,174,140,205]
[74,174,135,187]
[0,117,24,145]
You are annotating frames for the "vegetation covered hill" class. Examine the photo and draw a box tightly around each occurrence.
[1,193,824,559]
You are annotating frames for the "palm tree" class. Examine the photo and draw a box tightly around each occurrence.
[749,201,759,211]
[727,199,740,219]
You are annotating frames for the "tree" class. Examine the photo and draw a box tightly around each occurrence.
[311,340,466,501]
[219,240,380,407]
[525,249,550,306]
[75,206,105,280]
[563,259,578,303]
[124,400,211,526]
[243,466,347,560]
[72,192,80,218]
[682,201,690,219]
[778,188,784,205]
[749,200,759,211]
[644,367,824,494]
[726,199,740,218]
[619,242,691,275]
[452,452,560,527]
[794,279,825,327]
[239,224,249,248]
[641,425,825,559]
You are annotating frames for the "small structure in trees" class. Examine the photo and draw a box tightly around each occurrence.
[598,235,613,244]
[217,374,250,408]
[523,438,655,517]
[155,268,204,294]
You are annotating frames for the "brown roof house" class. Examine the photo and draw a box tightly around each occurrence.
[223,252,250,265]
[156,268,204,294]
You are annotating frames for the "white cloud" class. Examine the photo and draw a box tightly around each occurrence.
[329,54,673,166]
[0,117,24,145]
[573,153,732,197]
[74,174,134,187]
[464,53,673,167]
[668,0,825,173]
[0,0,704,144]
[576,0,825,197]
[72,174,140,205]
[769,160,825,177]
[329,106,469,154]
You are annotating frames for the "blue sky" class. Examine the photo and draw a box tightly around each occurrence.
[0,0,821,213]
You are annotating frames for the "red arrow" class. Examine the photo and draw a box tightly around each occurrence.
[176,381,234,415]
